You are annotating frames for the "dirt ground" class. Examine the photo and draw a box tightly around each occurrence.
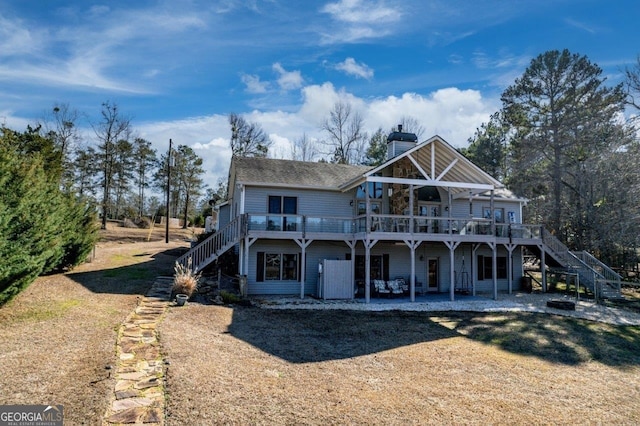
[1,223,640,425]
[0,223,194,425]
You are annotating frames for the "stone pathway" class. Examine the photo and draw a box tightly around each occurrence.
[104,277,174,425]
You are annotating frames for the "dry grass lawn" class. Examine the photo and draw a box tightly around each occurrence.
[161,305,640,425]
[0,223,193,425]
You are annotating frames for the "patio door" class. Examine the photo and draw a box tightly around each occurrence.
[427,258,439,292]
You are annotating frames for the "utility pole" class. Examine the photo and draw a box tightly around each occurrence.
[165,138,172,244]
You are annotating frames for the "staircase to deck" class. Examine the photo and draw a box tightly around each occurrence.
[176,216,245,273]
[539,229,623,300]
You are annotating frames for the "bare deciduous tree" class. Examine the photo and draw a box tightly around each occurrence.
[229,113,271,157]
[291,133,317,162]
[395,116,426,141]
[321,101,366,164]
[92,101,131,229]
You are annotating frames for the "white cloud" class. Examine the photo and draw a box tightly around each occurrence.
[241,73,270,93]
[0,16,45,57]
[272,63,304,91]
[335,57,374,80]
[322,0,400,25]
[136,114,233,187]
[363,88,496,147]
[565,18,597,34]
[319,0,402,44]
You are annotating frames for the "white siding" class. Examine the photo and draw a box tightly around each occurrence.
[244,186,355,217]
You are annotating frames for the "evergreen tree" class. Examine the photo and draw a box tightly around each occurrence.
[462,112,507,180]
[173,145,205,228]
[501,49,626,243]
[0,127,97,305]
[363,128,387,166]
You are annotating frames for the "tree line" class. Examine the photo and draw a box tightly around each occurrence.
[42,101,208,230]
[0,101,209,304]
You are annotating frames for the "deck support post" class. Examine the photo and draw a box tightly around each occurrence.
[294,238,312,299]
[364,239,378,304]
[472,243,482,296]
[504,243,517,294]
[346,240,357,298]
[487,242,497,300]
[444,241,460,301]
[404,239,421,302]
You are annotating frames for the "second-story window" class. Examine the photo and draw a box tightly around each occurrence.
[356,181,383,199]
[268,196,298,231]
[269,195,297,215]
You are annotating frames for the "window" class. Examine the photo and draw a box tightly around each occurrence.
[483,207,505,222]
[417,186,441,202]
[257,252,299,281]
[269,196,297,214]
[477,256,508,280]
[268,196,297,231]
[357,201,381,215]
[349,254,389,281]
[356,181,383,199]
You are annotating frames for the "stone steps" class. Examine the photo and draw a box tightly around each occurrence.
[104,277,174,425]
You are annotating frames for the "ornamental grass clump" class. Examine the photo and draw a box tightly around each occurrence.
[173,259,201,298]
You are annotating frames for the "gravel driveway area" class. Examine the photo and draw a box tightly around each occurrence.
[252,292,640,325]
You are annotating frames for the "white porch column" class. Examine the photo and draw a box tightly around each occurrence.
[445,241,460,301]
[295,239,312,299]
[505,243,516,294]
[241,237,257,297]
[346,240,357,298]
[472,243,482,296]
[489,242,497,300]
[404,239,420,302]
[364,239,378,304]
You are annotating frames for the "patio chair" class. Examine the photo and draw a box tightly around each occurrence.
[373,279,390,297]
[387,279,404,297]
[394,276,408,294]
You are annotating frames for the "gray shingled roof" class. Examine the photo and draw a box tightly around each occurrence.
[232,157,372,189]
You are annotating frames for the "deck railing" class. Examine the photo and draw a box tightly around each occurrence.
[176,215,244,272]
[576,251,622,297]
[176,213,619,301]
[246,213,545,239]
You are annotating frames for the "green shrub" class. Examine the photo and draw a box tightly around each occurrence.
[220,290,241,304]
[0,127,98,305]
[191,214,204,227]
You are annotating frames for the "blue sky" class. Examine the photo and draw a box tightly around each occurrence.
[1,0,638,186]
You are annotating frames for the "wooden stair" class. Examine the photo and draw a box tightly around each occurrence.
[176,216,244,273]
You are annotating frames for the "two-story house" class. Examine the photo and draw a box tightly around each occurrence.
[178,130,622,303]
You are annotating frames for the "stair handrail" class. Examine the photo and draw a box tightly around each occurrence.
[541,228,572,263]
[575,251,622,282]
[176,215,245,272]
[576,251,622,295]
[542,228,597,290]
